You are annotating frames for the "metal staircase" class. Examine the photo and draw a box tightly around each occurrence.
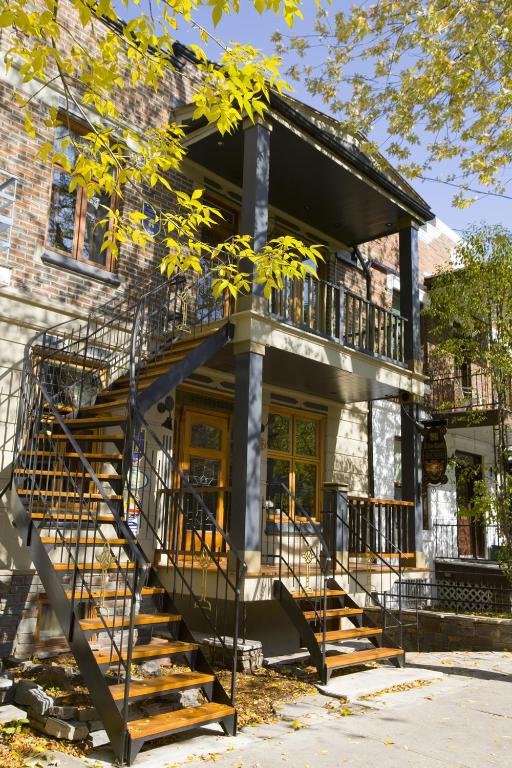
[265,483,405,683]
[12,273,246,764]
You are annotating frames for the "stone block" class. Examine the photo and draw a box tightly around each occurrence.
[76,706,98,722]
[14,679,54,716]
[30,716,89,741]
[0,703,27,724]
[0,675,14,704]
[49,705,78,720]
[195,633,263,673]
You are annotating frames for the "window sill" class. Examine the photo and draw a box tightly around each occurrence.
[41,250,121,287]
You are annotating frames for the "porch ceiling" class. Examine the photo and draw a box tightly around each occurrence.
[180,103,434,246]
[207,344,401,404]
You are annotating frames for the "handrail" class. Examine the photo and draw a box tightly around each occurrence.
[12,263,241,751]
[323,499,406,646]
[125,274,247,706]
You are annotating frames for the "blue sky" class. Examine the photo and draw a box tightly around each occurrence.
[120,1,510,235]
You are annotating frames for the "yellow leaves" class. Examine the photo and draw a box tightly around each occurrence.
[383,739,395,746]
[24,110,36,140]
[0,8,15,27]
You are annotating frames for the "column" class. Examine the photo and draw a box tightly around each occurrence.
[229,118,271,572]
[399,221,423,558]
[398,222,421,371]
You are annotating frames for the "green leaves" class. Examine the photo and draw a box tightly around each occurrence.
[277,0,512,203]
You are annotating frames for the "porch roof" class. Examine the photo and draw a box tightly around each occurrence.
[175,93,435,246]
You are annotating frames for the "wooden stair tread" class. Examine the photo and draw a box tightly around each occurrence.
[292,589,346,599]
[53,562,135,571]
[18,490,122,501]
[32,512,115,522]
[37,433,125,442]
[21,451,123,460]
[94,638,197,665]
[80,613,180,631]
[351,552,415,560]
[15,469,121,480]
[66,586,164,599]
[42,537,127,545]
[314,627,383,642]
[325,647,404,669]
[62,416,127,428]
[110,671,214,701]
[80,399,128,413]
[128,702,235,740]
[303,607,362,620]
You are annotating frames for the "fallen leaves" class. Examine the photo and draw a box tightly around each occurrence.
[359,679,434,700]
[216,668,316,728]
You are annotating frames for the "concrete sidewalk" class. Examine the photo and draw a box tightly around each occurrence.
[67,651,512,767]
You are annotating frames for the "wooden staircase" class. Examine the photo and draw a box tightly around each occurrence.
[266,484,405,684]
[12,276,243,764]
[275,578,404,683]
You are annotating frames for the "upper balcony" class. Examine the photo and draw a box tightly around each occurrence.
[269,276,406,365]
[427,368,511,427]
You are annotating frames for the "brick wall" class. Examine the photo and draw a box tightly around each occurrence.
[0,0,201,312]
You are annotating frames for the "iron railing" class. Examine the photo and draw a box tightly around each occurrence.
[322,498,412,648]
[433,521,503,561]
[375,578,512,616]
[347,497,416,556]
[428,369,511,413]
[124,277,246,703]
[262,481,331,670]
[268,277,406,364]
[13,267,244,760]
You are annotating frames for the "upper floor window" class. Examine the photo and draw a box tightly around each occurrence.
[46,121,114,271]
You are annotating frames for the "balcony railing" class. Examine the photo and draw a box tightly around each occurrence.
[433,521,503,561]
[268,277,406,365]
[347,497,416,557]
[428,370,508,413]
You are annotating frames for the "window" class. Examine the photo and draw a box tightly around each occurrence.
[47,121,114,271]
[266,410,323,518]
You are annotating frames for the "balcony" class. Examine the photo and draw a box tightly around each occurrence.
[427,369,510,426]
[268,277,406,366]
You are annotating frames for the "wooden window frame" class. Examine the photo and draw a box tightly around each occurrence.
[45,115,116,273]
[266,406,324,519]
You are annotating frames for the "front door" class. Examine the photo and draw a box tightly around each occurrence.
[180,410,230,553]
[455,451,485,558]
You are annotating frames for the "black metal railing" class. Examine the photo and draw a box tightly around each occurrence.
[262,481,332,669]
[268,278,406,364]
[347,497,416,556]
[13,266,243,758]
[124,278,246,703]
[262,481,331,590]
[375,578,512,616]
[428,369,511,413]
[323,498,412,648]
[433,521,503,561]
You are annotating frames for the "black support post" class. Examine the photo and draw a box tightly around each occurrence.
[231,349,264,571]
[239,118,272,302]
[229,118,271,572]
[399,223,421,370]
[399,221,423,558]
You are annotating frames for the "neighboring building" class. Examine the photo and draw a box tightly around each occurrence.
[0,1,470,761]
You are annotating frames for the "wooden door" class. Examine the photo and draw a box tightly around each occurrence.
[180,410,230,553]
[456,451,485,558]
